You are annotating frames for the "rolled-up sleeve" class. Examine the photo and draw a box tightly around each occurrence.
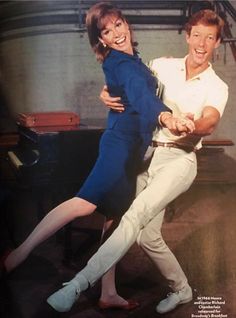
[205,81,228,117]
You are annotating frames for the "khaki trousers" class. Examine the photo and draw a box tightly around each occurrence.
[81,147,197,290]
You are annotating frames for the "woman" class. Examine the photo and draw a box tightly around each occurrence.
[2,2,185,311]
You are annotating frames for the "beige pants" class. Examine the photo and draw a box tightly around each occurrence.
[80,147,197,291]
[137,210,187,291]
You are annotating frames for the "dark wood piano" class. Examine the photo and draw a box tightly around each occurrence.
[6,124,104,189]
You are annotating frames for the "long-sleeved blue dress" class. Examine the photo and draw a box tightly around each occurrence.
[76,49,169,217]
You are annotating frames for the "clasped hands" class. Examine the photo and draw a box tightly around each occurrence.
[100,85,195,136]
[159,112,195,136]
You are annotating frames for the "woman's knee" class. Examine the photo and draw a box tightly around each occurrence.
[70,197,97,217]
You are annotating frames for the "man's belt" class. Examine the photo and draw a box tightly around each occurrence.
[151,141,196,153]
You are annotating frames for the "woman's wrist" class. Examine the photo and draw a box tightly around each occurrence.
[159,112,173,127]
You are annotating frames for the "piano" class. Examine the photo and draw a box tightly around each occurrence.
[7,124,104,187]
[1,123,104,225]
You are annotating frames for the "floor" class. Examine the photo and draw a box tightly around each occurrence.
[1,183,236,318]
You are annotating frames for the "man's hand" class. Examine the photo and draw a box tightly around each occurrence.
[99,85,125,112]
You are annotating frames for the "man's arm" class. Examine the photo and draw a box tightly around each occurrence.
[99,85,124,111]
[191,106,221,136]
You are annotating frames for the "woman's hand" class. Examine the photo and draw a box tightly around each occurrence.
[99,85,125,112]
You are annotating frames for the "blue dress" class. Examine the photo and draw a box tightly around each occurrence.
[76,49,169,217]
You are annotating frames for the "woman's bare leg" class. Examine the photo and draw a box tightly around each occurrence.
[99,219,131,307]
[5,197,96,272]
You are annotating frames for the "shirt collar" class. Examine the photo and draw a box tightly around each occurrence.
[181,55,213,81]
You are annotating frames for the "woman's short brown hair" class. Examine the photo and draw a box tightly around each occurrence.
[185,9,225,40]
[86,2,137,62]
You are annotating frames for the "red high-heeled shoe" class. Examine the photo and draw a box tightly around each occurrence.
[98,298,140,310]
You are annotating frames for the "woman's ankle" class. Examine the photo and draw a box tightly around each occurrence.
[1,248,14,273]
[4,248,26,273]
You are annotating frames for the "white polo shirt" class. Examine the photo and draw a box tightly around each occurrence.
[148,56,228,149]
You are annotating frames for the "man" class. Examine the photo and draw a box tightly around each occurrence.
[47,9,228,314]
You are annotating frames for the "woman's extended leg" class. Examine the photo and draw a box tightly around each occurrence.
[99,218,139,309]
[5,197,96,272]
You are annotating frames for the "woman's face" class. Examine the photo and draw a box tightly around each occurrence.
[99,15,133,55]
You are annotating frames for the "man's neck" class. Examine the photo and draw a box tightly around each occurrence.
[185,57,210,80]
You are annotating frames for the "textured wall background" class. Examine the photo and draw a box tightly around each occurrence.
[0,15,235,158]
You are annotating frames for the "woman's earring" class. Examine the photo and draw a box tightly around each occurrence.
[102,42,107,48]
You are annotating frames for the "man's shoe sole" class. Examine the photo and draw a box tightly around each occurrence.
[156,295,193,314]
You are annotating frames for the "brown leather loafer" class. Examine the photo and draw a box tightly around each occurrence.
[98,299,140,310]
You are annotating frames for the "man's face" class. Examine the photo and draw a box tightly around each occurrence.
[186,23,221,67]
